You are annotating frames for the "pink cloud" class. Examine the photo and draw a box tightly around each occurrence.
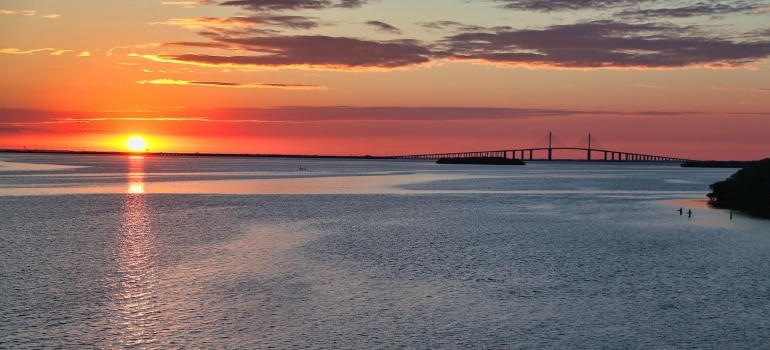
[136,78,326,89]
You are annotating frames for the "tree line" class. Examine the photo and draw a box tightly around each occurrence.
[708,158,770,217]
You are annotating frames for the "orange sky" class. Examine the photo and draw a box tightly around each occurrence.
[1,1,769,160]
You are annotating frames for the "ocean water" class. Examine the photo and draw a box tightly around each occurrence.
[1,153,768,349]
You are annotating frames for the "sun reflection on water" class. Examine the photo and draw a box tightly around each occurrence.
[109,155,160,347]
[127,156,145,194]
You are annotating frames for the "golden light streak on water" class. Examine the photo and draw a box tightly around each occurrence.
[127,156,145,194]
[110,155,160,347]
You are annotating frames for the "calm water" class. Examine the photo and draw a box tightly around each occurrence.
[1,153,768,349]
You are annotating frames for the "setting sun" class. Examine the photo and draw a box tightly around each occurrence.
[126,136,148,152]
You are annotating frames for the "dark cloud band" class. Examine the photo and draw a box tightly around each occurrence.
[442,21,770,68]
[151,1,770,70]
[164,35,431,68]
[219,0,366,11]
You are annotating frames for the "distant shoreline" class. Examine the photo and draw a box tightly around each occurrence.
[681,160,753,168]
[2,149,752,165]
[436,157,525,165]
[0,149,379,160]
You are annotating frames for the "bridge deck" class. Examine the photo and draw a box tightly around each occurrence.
[385,146,690,163]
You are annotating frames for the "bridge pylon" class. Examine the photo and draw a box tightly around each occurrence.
[587,133,591,161]
[548,131,552,161]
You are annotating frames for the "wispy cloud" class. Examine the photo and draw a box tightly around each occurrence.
[1,9,60,18]
[617,2,763,18]
[1,47,91,57]
[493,0,770,17]
[419,21,484,33]
[493,0,635,11]
[711,86,770,93]
[161,1,216,8]
[365,21,401,34]
[3,107,702,125]
[153,14,320,31]
[136,78,326,89]
[173,107,709,123]
[0,48,56,55]
[1,9,37,16]
[108,43,164,57]
[49,49,73,56]
[0,109,216,130]
[61,117,213,122]
[219,0,368,11]
[633,84,666,89]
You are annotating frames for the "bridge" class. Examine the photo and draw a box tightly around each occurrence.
[386,133,691,163]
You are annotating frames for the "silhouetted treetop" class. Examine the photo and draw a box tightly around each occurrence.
[708,158,770,217]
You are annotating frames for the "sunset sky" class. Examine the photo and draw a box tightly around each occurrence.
[1,0,769,160]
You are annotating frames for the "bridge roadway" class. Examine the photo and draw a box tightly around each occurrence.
[384,147,690,163]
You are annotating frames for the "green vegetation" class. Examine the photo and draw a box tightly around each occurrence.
[708,158,770,217]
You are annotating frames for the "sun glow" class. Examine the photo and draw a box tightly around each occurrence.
[126,136,148,152]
